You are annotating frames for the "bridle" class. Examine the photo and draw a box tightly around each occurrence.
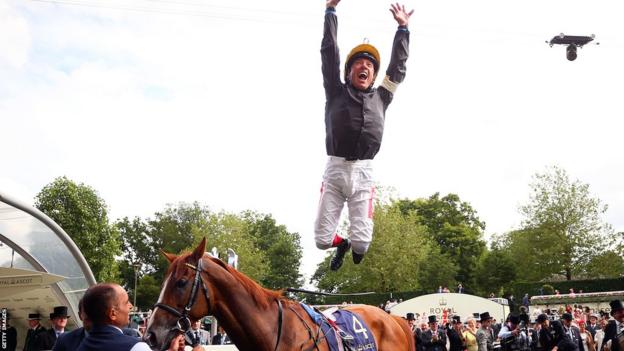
[152,258,209,350]
[152,256,284,351]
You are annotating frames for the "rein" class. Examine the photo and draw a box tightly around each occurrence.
[154,257,285,351]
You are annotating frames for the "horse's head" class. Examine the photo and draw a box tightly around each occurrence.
[144,238,211,350]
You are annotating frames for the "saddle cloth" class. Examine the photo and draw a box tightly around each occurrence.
[300,303,377,351]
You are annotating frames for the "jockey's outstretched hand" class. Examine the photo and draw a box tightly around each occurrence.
[326,0,340,8]
[389,3,414,26]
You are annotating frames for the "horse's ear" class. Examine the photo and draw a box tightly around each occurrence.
[191,237,207,261]
[160,249,177,263]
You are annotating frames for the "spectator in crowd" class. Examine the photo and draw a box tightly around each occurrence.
[569,289,576,298]
[586,314,599,340]
[211,326,231,345]
[52,299,89,351]
[34,306,70,351]
[561,313,584,351]
[457,284,464,294]
[23,313,46,351]
[491,318,501,339]
[77,283,184,351]
[578,321,596,351]
[406,313,417,333]
[447,316,465,351]
[464,317,478,351]
[416,320,429,351]
[185,320,210,347]
[522,294,530,310]
[477,312,494,351]
[602,300,624,351]
[438,286,443,293]
[594,318,607,351]
[422,315,447,351]
[537,314,554,351]
[499,313,530,351]
[551,320,581,351]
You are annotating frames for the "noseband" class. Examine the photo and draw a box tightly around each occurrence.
[154,258,209,342]
[153,257,284,351]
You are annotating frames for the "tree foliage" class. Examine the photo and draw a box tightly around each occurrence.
[116,203,303,310]
[312,202,438,293]
[395,193,486,290]
[519,166,614,280]
[474,242,517,296]
[35,176,120,282]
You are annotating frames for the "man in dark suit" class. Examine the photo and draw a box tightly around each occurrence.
[586,314,599,340]
[53,299,89,351]
[33,306,71,351]
[447,316,465,351]
[23,313,46,351]
[77,283,151,351]
[602,300,624,351]
[561,313,584,351]
[211,326,231,345]
[537,314,554,351]
[422,315,447,351]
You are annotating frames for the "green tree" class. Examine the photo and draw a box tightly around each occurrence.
[474,243,517,297]
[520,166,613,280]
[312,202,431,293]
[585,251,624,279]
[503,228,562,282]
[244,212,303,289]
[396,193,486,290]
[35,176,120,282]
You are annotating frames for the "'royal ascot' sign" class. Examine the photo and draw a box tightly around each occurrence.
[390,293,510,323]
[0,275,43,288]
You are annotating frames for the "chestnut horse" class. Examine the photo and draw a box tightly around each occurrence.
[144,238,415,351]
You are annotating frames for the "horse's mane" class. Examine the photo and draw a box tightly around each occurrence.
[170,251,286,309]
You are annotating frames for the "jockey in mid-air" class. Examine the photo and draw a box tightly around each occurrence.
[315,0,413,271]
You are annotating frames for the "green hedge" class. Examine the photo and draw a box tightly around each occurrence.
[298,290,427,306]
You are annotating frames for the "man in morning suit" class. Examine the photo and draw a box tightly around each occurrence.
[602,300,624,351]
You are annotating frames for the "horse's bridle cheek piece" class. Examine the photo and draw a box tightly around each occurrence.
[153,259,210,350]
[153,258,284,351]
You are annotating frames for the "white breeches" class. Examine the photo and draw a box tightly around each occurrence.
[314,156,376,255]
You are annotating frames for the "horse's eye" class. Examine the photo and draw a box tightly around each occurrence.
[176,279,187,288]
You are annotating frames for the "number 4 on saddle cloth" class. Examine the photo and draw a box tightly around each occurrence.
[300,303,377,351]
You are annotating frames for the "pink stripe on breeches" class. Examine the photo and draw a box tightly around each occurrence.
[314,157,376,255]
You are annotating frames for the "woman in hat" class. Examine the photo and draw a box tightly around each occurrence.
[464,317,479,351]
[578,321,596,351]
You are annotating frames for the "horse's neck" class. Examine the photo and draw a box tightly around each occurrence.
[206,264,278,350]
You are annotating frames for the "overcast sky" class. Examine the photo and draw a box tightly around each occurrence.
[2,0,623,284]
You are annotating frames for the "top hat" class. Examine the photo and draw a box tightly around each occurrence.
[452,316,461,324]
[28,313,42,320]
[610,300,624,316]
[561,313,573,321]
[536,314,549,323]
[508,313,520,325]
[428,315,438,324]
[50,306,70,319]
[480,312,492,321]
[406,313,416,321]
